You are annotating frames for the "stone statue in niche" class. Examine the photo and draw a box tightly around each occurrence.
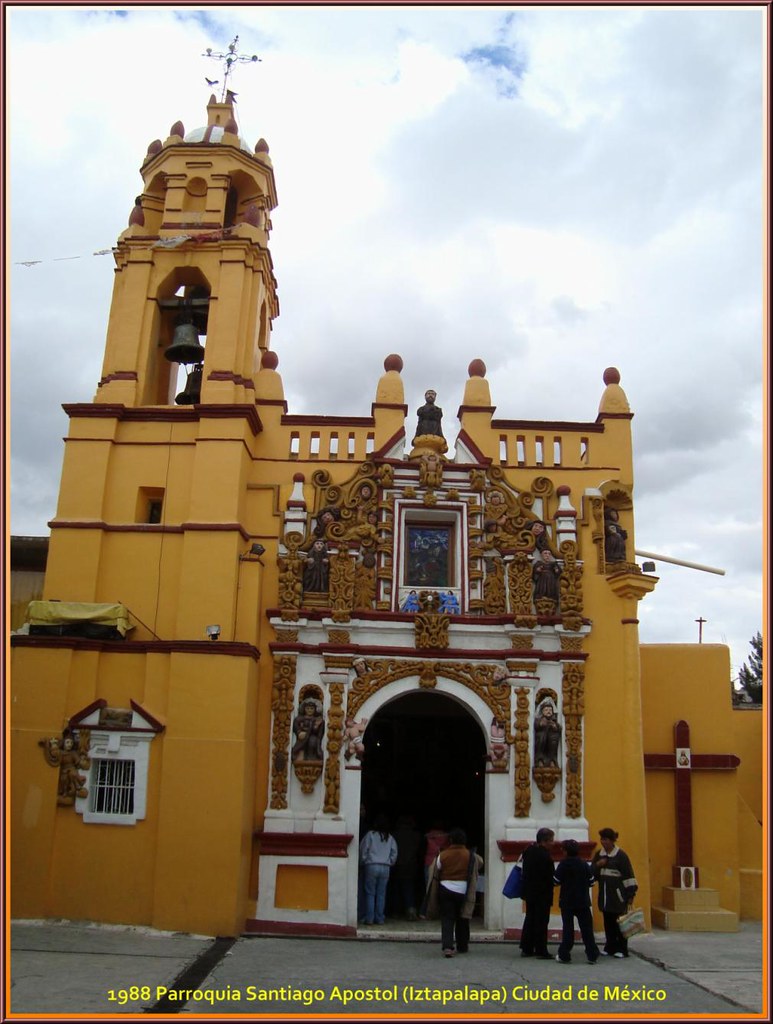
[302,539,330,593]
[413,389,444,442]
[604,507,628,563]
[438,591,460,614]
[39,727,91,805]
[533,700,561,768]
[291,697,325,763]
[401,590,420,612]
[344,717,368,761]
[532,549,562,605]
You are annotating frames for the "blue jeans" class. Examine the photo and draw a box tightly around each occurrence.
[363,864,390,924]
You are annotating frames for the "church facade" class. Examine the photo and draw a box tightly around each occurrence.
[10,95,761,938]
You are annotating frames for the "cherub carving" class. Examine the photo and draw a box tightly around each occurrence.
[344,717,368,761]
[40,727,91,805]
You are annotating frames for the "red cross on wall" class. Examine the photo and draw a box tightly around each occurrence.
[643,720,740,888]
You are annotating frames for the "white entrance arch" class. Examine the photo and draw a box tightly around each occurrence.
[341,673,514,931]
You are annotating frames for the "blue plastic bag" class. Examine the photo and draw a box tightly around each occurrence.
[502,861,523,899]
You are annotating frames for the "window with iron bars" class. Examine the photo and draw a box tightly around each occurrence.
[90,758,136,816]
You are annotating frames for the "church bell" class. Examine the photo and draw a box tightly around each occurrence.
[175,363,203,405]
[165,322,206,365]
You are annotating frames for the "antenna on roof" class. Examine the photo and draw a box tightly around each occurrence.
[202,35,260,104]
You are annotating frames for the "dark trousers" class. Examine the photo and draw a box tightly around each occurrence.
[602,910,629,955]
[438,886,470,952]
[520,899,551,955]
[557,906,600,962]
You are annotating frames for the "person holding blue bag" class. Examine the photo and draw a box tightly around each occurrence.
[518,827,555,959]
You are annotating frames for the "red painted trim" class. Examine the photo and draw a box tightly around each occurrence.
[179,521,251,541]
[281,414,375,427]
[498,840,598,862]
[269,640,585,663]
[255,398,289,412]
[371,427,407,458]
[63,403,262,434]
[595,412,634,422]
[130,699,166,733]
[197,406,262,434]
[48,522,185,533]
[255,832,354,857]
[11,636,259,660]
[98,372,138,385]
[69,698,107,721]
[457,405,496,418]
[68,697,165,734]
[621,618,640,625]
[454,429,491,465]
[207,371,256,390]
[267,608,589,630]
[244,920,357,938]
[492,419,606,432]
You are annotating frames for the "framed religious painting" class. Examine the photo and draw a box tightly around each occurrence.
[404,523,454,588]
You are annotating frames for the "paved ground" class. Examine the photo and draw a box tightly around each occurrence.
[7,918,766,1019]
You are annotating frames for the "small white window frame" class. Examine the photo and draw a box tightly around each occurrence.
[71,704,160,826]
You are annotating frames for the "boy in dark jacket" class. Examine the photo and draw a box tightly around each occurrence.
[553,839,601,964]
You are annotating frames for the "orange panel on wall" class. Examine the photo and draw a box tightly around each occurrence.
[274,865,328,910]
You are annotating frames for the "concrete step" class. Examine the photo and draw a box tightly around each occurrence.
[651,905,738,932]
[660,886,721,911]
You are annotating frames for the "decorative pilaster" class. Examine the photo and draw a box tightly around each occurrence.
[561,662,585,818]
[270,655,296,809]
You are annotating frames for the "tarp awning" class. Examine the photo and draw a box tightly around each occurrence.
[27,601,134,638]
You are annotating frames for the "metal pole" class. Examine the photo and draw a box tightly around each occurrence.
[634,550,726,576]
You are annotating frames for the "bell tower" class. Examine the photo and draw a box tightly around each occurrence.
[44,92,282,645]
[95,92,278,408]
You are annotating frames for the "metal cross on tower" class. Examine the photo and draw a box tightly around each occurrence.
[203,35,260,104]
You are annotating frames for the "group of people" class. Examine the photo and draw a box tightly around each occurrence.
[519,826,637,964]
[358,816,459,927]
[360,815,637,963]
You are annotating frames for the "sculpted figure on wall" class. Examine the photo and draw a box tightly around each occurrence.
[39,727,91,806]
[604,507,628,563]
[533,700,561,768]
[292,697,325,763]
[413,389,444,441]
[302,539,330,593]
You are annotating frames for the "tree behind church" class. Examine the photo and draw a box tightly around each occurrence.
[737,632,763,704]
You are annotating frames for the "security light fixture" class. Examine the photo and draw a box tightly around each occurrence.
[205,624,221,640]
[642,561,657,573]
[240,542,266,562]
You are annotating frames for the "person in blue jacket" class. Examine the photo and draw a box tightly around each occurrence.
[553,839,601,964]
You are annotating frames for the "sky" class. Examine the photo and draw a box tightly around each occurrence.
[7,4,766,680]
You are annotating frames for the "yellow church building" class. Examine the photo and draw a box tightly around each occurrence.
[10,93,762,939]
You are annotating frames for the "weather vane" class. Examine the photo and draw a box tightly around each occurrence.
[203,35,260,104]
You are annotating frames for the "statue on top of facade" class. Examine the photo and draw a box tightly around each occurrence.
[413,390,444,442]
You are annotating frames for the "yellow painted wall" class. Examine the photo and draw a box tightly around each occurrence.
[640,644,757,915]
[11,644,259,935]
[733,707,763,823]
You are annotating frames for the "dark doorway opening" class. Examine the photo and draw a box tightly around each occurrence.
[360,691,486,850]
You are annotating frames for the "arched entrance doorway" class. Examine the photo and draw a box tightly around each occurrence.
[360,691,487,850]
